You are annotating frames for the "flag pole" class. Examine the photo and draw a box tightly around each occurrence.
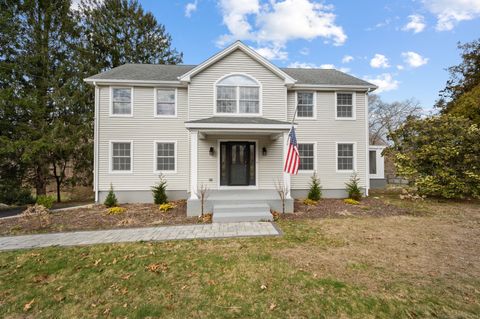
[287,104,298,144]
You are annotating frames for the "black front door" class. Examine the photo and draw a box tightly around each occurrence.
[220,142,256,186]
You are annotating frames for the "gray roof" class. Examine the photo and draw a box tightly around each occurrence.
[86,64,196,81]
[86,63,375,88]
[186,117,291,125]
[281,68,374,87]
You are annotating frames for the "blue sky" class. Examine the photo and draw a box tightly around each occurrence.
[141,0,480,111]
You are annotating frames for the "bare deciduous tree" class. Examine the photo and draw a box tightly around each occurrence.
[369,94,423,145]
[274,178,289,214]
[195,184,209,217]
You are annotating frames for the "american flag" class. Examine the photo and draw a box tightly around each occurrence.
[284,126,300,175]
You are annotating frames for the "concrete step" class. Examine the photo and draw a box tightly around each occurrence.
[213,211,273,223]
[214,203,270,214]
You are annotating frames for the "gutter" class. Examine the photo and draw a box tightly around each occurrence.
[94,82,100,202]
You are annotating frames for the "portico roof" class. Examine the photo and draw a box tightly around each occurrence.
[185,116,294,130]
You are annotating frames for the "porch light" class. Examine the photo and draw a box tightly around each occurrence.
[262,147,267,156]
[209,146,215,156]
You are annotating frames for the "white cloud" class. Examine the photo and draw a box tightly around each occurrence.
[255,46,288,60]
[217,0,347,60]
[287,62,334,69]
[342,55,354,63]
[300,47,310,55]
[370,54,390,68]
[402,14,426,33]
[185,0,198,18]
[422,0,480,31]
[402,51,429,67]
[397,65,404,70]
[364,73,399,93]
[338,67,350,73]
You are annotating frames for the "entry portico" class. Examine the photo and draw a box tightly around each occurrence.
[185,117,294,217]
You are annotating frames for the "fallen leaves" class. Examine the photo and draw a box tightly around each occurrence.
[23,299,34,312]
[94,258,102,266]
[145,262,168,273]
[269,303,277,311]
[260,284,267,290]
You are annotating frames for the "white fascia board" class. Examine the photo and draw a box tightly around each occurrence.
[178,41,296,85]
[292,84,378,90]
[84,78,184,87]
[184,123,293,130]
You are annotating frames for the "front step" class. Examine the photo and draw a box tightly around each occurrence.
[213,203,273,223]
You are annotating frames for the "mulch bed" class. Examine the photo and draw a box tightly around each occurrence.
[0,200,203,236]
[281,197,410,221]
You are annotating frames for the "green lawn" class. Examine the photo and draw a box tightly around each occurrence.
[1,198,479,318]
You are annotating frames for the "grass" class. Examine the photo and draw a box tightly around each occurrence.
[1,197,479,318]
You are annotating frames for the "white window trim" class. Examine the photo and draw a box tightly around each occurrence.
[109,140,134,174]
[369,146,385,179]
[213,73,263,117]
[335,142,357,173]
[295,91,317,120]
[153,140,177,174]
[297,141,317,173]
[110,87,133,117]
[335,91,356,121]
[217,139,259,190]
[154,88,177,118]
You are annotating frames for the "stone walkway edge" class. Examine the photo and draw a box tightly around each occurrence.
[0,222,282,251]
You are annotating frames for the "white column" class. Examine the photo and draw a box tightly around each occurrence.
[190,130,198,199]
[283,131,291,198]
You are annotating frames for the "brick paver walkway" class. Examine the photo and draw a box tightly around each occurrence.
[0,222,281,251]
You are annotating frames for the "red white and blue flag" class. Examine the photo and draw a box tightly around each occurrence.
[284,126,300,175]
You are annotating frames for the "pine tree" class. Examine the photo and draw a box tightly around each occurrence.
[152,175,168,204]
[345,172,362,201]
[104,184,118,207]
[307,172,322,201]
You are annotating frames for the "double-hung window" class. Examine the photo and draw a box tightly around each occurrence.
[216,74,260,114]
[298,143,315,171]
[155,89,176,117]
[337,143,355,171]
[155,142,176,172]
[111,142,132,172]
[297,92,315,118]
[111,88,132,116]
[336,92,354,119]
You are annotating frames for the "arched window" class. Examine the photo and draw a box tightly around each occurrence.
[216,74,260,114]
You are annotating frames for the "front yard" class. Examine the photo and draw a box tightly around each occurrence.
[0,193,479,318]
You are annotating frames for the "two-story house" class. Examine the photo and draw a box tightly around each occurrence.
[85,41,377,222]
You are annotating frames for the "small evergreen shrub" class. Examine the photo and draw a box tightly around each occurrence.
[107,207,126,215]
[307,172,322,201]
[36,195,55,209]
[152,175,168,205]
[344,198,360,205]
[345,172,362,201]
[104,184,118,208]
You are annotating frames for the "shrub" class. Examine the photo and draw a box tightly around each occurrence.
[0,184,35,205]
[104,184,118,208]
[388,115,480,199]
[344,198,360,205]
[345,172,362,201]
[36,195,55,209]
[201,212,213,223]
[159,202,176,213]
[303,198,318,206]
[152,175,168,205]
[307,172,322,201]
[107,207,126,215]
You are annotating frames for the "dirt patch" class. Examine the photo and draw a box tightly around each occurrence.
[0,200,202,236]
[283,196,410,221]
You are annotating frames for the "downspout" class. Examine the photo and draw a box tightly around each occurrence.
[365,88,372,196]
[94,82,100,202]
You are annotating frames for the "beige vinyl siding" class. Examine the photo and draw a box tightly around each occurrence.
[288,90,368,190]
[97,86,189,191]
[188,49,287,121]
[197,135,283,189]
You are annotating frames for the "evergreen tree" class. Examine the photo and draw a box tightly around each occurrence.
[345,172,362,201]
[307,172,322,201]
[152,175,168,205]
[104,184,118,207]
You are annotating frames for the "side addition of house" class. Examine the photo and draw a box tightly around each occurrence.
[85,41,377,221]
